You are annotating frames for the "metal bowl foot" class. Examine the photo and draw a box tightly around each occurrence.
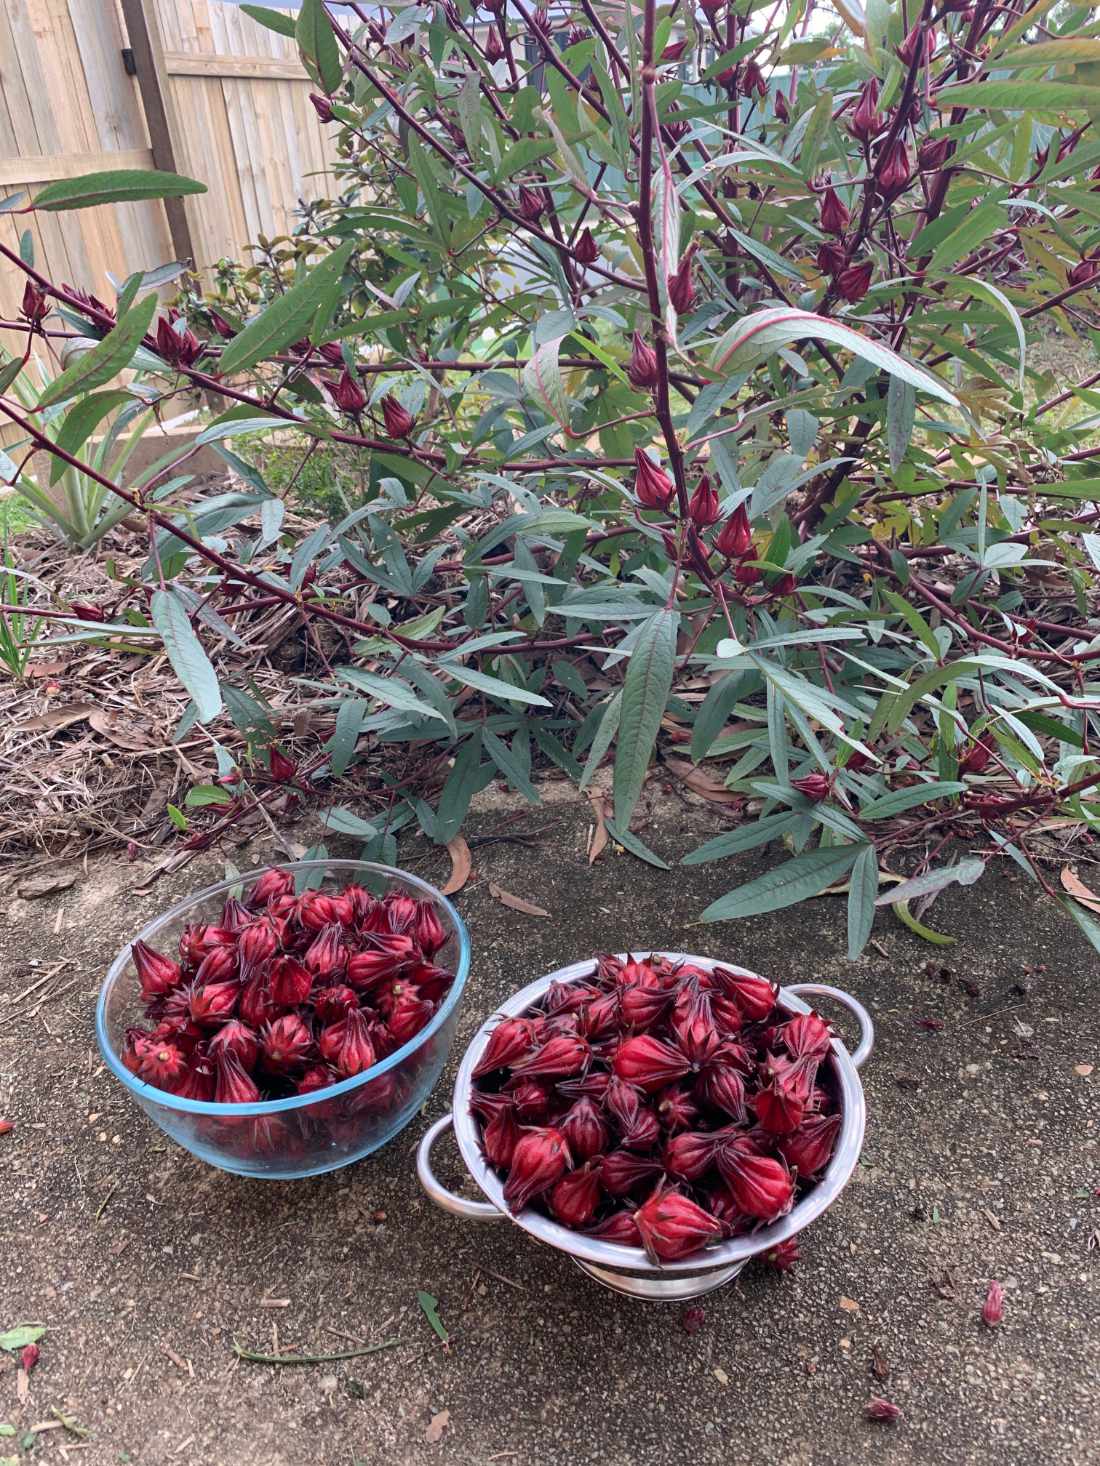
[572,1257,744,1302]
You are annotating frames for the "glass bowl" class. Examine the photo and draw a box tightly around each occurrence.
[96,859,470,1179]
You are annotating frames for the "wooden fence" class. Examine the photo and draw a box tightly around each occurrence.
[0,0,340,324]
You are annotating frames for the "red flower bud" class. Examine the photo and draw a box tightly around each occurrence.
[318,1007,376,1076]
[207,1020,260,1073]
[656,1085,699,1133]
[20,1343,39,1373]
[511,1033,590,1079]
[668,244,697,313]
[695,1060,746,1118]
[386,990,434,1045]
[246,867,294,909]
[819,186,850,236]
[753,1054,813,1134]
[816,241,847,277]
[260,1013,313,1072]
[792,771,832,802]
[575,227,599,265]
[502,1126,571,1212]
[484,25,504,61]
[627,331,659,390]
[688,473,720,529]
[778,1111,841,1178]
[779,1010,833,1061]
[875,139,911,201]
[548,1163,602,1227]
[137,1039,187,1089]
[711,965,776,1021]
[621,1106,661,1150]
[517,185,546,223]
[303,923,347,980]
[238,973,274,1031]
[207,309,235,339]
[664,1129,720,1181]
[865,1398,903,1424]
[619,980,671,1030]
[268,746,297,782]
[918,136,950,172]
[718,1144,794,1220]
[981,1279,1005,1327]
[958,733,994,774]
[604,1074,642,1131]
[835,260,873,302]
[897,22,935,67]
[269,955,314,1008]
[613,1034,692,1092]
[634,1186,723,1263]
[214,1050,260,1105]
[699,0,725,13]
[742,59,766,97]
[237,919,278,977]
[765,1237,802,1271]
[1068,257,1099,288]
[482,1102,521,1168]
[325,368,368,415]
[560,1096,609,1161]
[473,1016,536,1076]
[633,447,676,511]
[661,39,688,62]
[713,502,753,558]
[310,92,335,123]
[774,90,790,123]
[189,980,239,1028]
[848,79,881,143]
[131,939,182,1000]
[599,1148,665,1197]
[20,280,48,324]
[381,394,415,438]
[155,314,201,367]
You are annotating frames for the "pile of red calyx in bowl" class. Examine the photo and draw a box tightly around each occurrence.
[121,869,455,1103]
[470,954,841,1265]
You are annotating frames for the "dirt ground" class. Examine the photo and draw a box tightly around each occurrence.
[0,792,1097,1466]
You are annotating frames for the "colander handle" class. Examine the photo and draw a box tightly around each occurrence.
[786,983,874,1070]
[417,1113,503,1222]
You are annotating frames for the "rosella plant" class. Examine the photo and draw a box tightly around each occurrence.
[0,0,1098,954]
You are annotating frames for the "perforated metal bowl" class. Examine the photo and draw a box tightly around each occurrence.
[418,954,872,1301]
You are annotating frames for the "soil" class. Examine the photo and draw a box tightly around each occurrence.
[0,791,1097,1466]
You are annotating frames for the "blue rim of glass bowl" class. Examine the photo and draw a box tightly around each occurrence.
[95,858,471,1119]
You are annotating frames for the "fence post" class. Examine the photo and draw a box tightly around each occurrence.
[117,0,197,270]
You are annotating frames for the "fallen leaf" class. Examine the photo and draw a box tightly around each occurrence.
[1059,867,1100,915]
[587,790,608,866]
[441,836,471,896]
[662,756,742,806]
[27,659,66,678]
[0,1327,45,1353]
[87,709,154,751]
[894,1073,921,1090]
[838,1296,861,1313]
[19,703,96,733]
[15,871,76,900]
[425,1410,450,1444]
[1074,1063,1094,1077]
[870,1346,889,1382]
[488,882,549,918]
[417,1291,449,1345]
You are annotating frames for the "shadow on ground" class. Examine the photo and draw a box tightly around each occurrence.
[0,792,1097,1465]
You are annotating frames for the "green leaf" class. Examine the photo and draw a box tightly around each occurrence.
[846,845,879,959]
[36,295,157,408]
[691,671,751,762]
[682,810,804,865]
[940,80,1100,110]
[296,0,343,93]
[150,588,223,723]
[240,4,297,37]
[327,698,365,777]
[860,780,966,820]
[338,667,448,723]
[34,169,205,211]
[1061,895,1100,955]
[961,278,1026,392]
[320,806,379,838]
[604,816,671,869]
[579,690,622,789]
[444,663,551,707]
[613,610,678,830]
[887,376,916,473]
[184,784,232,808]
[217,240,356,377]
[416,1291,449,1344]
[893,901,956,945]
[928,203,1007,273]
[0,357,24,394]
[874,856,986,906]
[0,1326,44,1353]
[700,844,863,922]
[711,307,959,405]
[482,728,541,804]
[523,336,571,429]
[50,388,133,482]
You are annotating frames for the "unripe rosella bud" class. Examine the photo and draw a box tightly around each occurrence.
[663,102,690,141]
[668,244,697,313]
[215,1050,260,1105]
[260,1013,313,1072]
[484,24,504,61]
[897,22,935,67]
[835,260,873,302]
[848,79,881,143]
[310,92,335,123]
[742,59,766,97]
[246,867,294,909]
[325,368,367,415]
[778,1111,841,1178]
[718,1143,795,1220]
[918,135,951,172]
[381,394,415,438]
[627,331,659,390]
[20,280,48,324]
[559,1097,608,1161]
[517,185,546,223]
[207,1020,260,1073]
[633,447,676,512]
[318,1007,376,1076]
[711,965,776,1021]
[268,746,297,782]
[792,771,832,802]
[548,1163,602,1227]
[713,502,753,559]
[574,226,599,265]
[131,939,182,1000]
[70,601,108,622]
[982,1279,1005,1326]
[819,186,850,235]
[613,1034,693,1092]
[875,139,911,200]
[1068,257,1099,287]
[634,1186,723,1263]
[774,90,789,123]
[502,1126,571,1212]
[687,473,720,529]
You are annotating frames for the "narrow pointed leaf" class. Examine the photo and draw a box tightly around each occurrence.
[613,610,678,829]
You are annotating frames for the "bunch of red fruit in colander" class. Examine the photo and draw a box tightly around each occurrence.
[121,869,454,1115]
[471,955,841,1265]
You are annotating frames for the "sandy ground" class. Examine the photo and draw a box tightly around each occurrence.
[0,792,1097,1466]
